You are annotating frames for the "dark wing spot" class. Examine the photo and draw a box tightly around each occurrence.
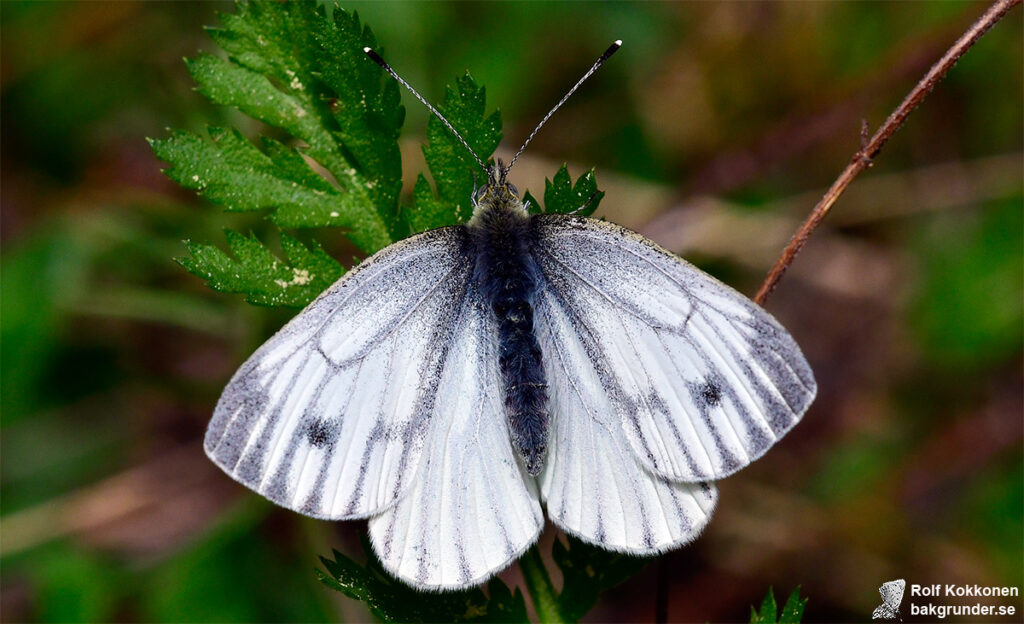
[306,419,332,448]
[700,381,722,407]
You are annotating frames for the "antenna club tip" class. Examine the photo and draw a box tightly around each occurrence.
[363,47,388,68]
[600,40,622,61]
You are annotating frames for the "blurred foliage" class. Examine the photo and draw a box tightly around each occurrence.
[139,502,335,622]
[910,197,1023,372]
[6,501,336,622]
[2,222,89,425]
[1,1,1021,623]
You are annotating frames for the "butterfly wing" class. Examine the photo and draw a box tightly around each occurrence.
[532,214,816,485]
[535,283,718,553]
[205,227,472,519]
[368,285,543,589]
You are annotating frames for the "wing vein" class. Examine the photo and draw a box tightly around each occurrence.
[257,350,324,492]
[317,259,467,364]
[537,249,683,466]
[688,311,767,427]
[700,300,815,398]
[539,290,645,542]
[655,326,752,465]
[708,310,801,414]
[326,357,369,515]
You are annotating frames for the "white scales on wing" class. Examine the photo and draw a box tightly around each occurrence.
[532,216,816,483]
[206,228,472,519]
[535,281,718,553]
[368,286,544,590]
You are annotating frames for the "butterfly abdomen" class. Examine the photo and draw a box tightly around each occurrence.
[469,190,549,476]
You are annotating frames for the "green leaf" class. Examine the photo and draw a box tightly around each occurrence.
[204,2,405,233]
[152,2,413,305]
[779,587,808,623]
[750,587,777,624]
[750,587,806,624]
[316,542,528,623]
[179,230,343,308]
[551,535,653,622]
[186,52,342,175]
[410,73,502,232]
[541,165,604,216]
[150,129,389,253]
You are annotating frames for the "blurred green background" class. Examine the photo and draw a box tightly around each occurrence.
[1,2,1021,622]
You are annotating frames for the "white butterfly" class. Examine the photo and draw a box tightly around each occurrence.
[204,41,816,590]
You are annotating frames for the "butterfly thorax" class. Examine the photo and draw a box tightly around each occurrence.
[466,179,549,476]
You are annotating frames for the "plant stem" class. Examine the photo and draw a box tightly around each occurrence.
[754,0,1021,305]
[520,547,564,624]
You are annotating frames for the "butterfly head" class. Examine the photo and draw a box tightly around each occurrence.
[470,159,525,223]
[474,159,519,201]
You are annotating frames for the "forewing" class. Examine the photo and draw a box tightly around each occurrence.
[205,227,471,519]
[533,215,816,482]
[535,286,718,553]
[368,286,543,590]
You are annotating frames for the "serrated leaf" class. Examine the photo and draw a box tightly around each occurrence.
[153,2,408,289]
[779,587,808,623]
[179,230,342,308]
[750,587,806,624]
[411,173,449,233]
[410,73,502,232]
[751,587,778,624]
[543,165,604,216]
[186,52,344,175]
[313,12,405,220]
[150,128,390,253]
[552,535,652,622]
[204,2,405,231]
[316,543,529,623]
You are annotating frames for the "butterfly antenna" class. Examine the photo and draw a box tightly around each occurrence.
[505,40,622,176]
[364,47,487,174]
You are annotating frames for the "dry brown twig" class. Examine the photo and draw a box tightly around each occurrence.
[754,0,1022,306]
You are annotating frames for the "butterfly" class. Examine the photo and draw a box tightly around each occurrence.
[204,40,816,590]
